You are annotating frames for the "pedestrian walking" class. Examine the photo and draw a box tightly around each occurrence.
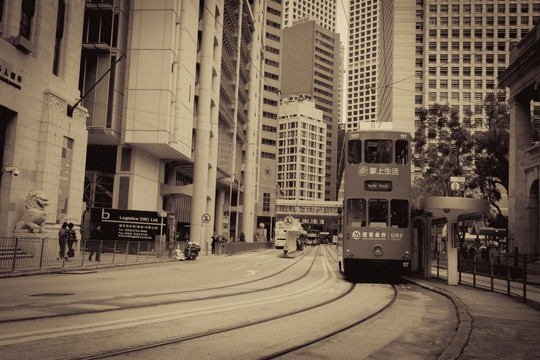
[66,223,77,258]
[211,233,217,254]
[58,222,68,261]
[89,223,103,262]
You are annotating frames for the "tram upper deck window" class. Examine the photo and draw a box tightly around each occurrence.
[365,140,393,164]
[347,198,366,227]
[368,199,388,227]
[391,200,409,228]
[348,140,362,164]
[396,140,409,165]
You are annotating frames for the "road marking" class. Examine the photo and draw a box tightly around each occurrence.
[245,270,258,277]
[232,266,248,270]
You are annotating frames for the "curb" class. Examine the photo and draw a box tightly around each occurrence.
[405,277,472,360]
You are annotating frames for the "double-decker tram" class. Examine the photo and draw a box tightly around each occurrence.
[338,130,412,281]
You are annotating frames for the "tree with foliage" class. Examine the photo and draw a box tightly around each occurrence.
[469,94,509,226]
[413,104,475,198]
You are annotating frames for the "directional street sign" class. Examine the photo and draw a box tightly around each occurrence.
[450,176,465,192]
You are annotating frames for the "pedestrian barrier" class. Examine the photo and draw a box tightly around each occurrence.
[0,237,277,273]
[432,250,540,307]
[0,236,172,272]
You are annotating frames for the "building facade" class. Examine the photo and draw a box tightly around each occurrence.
[346,0,416,133]
[0,1,87,235]
[282,0,337,31]
[79,0,265,247]
[499,22,540,260]
[281,19,342,201]
[417,0,540,135]
[277,97,326,201]
[346,0,540,135]
[255,0,283,241]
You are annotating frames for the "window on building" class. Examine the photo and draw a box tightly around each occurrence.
[263,193,270,212]
[53,0,65,76]
[19,0,36,40]
[440,92,448,102]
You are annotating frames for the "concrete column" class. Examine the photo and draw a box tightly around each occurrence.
[191,0,216,248]
[508,97,532,251]
[215,189,225,236]
[446,223,458,285]
[243,0,263,243]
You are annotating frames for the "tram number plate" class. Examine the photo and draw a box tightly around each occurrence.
[402,262,410,268]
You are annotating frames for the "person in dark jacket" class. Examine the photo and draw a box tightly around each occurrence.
[58,222,68,261]
[66,223,77,258]
[89,223,103,261]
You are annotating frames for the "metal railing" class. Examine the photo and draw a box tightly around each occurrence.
[0,237,276,273]
[432,250,540,307]
[0,237,172,272]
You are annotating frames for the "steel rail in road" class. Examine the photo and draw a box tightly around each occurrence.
[67,246,356,360]
[0,247,315,324]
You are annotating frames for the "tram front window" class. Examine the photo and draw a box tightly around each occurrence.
[365,140,393,164]
[391,200,409,228]
[347,198,366,227]
[348,140,362,164]
[368,199,388,226]
[395,140,409,165]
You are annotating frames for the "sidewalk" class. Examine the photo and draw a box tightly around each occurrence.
[407,276,540,360]
[0,251,197,278]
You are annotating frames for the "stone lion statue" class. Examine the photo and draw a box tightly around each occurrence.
[13,190,49,233]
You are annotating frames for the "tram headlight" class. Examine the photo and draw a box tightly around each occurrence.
[403,250,410,260]
[372,245,384,257]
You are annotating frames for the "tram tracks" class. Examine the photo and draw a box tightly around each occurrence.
[70,247,400,360]
[0,247,337,345]
[0,246,461,360]
[0,247,317,324]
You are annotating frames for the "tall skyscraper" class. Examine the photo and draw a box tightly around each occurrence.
[281,19,342,201]
[79,0,265,247]
[283,0,338,31]
[346,0,540,135]
[277,98,326,201]
[346,0,416,133]
[256,0,283,239]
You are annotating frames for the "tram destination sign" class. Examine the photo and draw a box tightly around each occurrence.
[90,208,166,241]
